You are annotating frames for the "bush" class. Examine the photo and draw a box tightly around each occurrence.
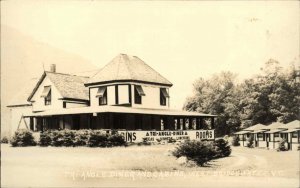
[107,134,126,147]
[39,131,52,146]
[87,131,108,147]
[1,136,9,144]
[231,135,240,146]
[37,129,126,147]
[246,135,254,148]
[213,138,231,157]
[10,129,36,147]
[277,138,287,151]
[173,139,232,166]
[73,130,90,146]
[63,130,75,147]
[173,140,216,166]
[51,131,65,146]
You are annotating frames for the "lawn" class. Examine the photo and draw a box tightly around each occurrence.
[1,144,299,187]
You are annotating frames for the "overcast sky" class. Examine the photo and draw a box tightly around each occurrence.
[1,1,299,109]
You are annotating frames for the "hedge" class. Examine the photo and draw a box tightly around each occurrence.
[37,129,126,147]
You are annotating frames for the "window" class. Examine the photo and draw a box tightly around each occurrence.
[41,86,51,105]
[257,133,265,141]
[134,85,145,104]
[274,133,279,137]
[96,86,107,105]
[160,88,169,106]
[292,132,298,138]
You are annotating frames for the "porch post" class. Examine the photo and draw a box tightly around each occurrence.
[290,132,292,150]
[33,117,37,131]
[242,134,244,146]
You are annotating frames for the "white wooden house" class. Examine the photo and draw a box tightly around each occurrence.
[8,54,216,142]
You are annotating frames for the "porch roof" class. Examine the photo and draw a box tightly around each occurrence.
[281,129,300,133]
[24,106,216,117]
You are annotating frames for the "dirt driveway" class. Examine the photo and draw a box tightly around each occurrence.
[1,144,299,187]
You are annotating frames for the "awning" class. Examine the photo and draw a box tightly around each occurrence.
[95,87,106,98]
[135,85,145,96]
[265,129,286,134]
[24,105,217,117]
[234,130,251,135]
[40,86,51,98]
[161,88,169,98]
[281,129,300,133]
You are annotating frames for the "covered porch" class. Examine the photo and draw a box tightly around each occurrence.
[24,106,216,132]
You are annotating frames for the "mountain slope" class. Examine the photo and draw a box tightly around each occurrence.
[1,25,96,136]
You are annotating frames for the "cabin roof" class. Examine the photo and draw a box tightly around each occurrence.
[266,122,285,130]
[28,72,90,102]
[279,120,300,129]
[85,54,173,86]
[244,124,267,131]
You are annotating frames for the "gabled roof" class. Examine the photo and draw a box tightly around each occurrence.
[266,122,285,130]
[280,120,300,129]
[244,124,267,131]
[28,71,89,101]
[85,54,173,86]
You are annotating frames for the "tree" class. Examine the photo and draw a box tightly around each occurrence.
[184,59,300,136]
[183,71,241,137]
[239,59,300,126]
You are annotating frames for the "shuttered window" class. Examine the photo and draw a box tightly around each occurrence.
[160,88,169,106]
[96,87,107,98]
[97,86,107,105]
[41,86,51,105]
[134,85,145,104]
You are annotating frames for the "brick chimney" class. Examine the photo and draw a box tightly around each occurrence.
[50,64,56,73]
